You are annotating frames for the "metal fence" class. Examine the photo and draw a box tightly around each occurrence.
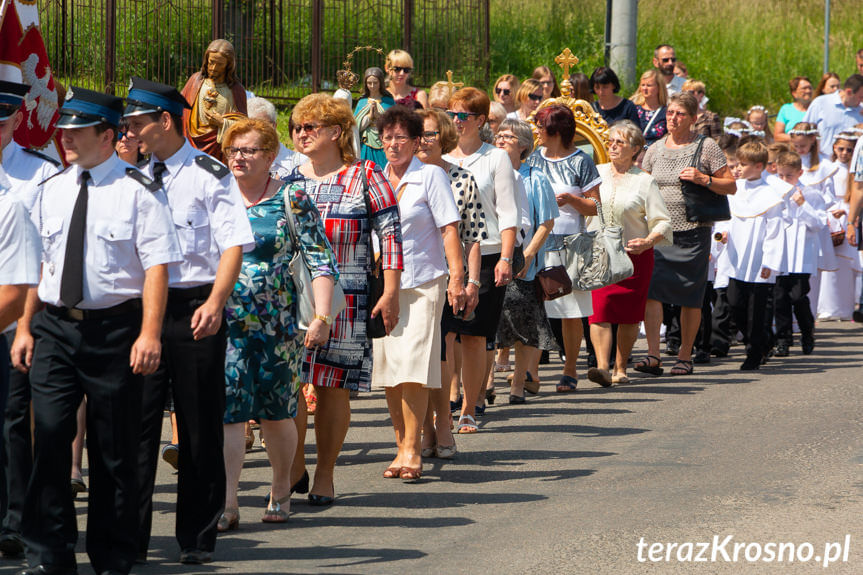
[39,0,490,105]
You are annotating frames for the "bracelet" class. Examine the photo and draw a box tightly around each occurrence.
[314,313,333,325]
[468,278,482,288]
[499,256,512,264]
[707,175,713,187]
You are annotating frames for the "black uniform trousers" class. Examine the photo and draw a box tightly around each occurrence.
[694,282,715,354]
[23,307,142,574]
[137,289,226,556]
[1,334,31,538]
[710,287,732,356]
[774,273,814,346]
[727,279,772,362]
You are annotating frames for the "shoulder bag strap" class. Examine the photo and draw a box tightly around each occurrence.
[283,183,304,262]
[358,162,377,272]
[689,135,707,170]
[642,106,664,137]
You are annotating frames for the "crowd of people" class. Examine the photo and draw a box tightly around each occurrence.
[0,37,863,575]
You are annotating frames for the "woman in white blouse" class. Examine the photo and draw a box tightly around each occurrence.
[585,121,672,385]
[442,87,519,433]
[374,106,465,480]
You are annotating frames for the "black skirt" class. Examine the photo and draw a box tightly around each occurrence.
[647,227,711,308]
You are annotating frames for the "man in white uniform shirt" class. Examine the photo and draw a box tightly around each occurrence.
[18,87,181,575]
[122,77,254,566]
[0,80,60,559]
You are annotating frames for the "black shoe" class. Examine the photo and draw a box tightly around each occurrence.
[774,343,789,357]
[801,338,815,355]
[854,309,863,323]
[693,350,711,364]
[508,394,526,405]
[710,347,728,358]
[449,395,462,413]
[291,470,310,494]
[179,549,212,564]
[0,532,25,558]
[586,354,597,369]
[16,566,77,575]
[665,343,680,356]
[539,350,550,364]
[740,357,761,371]
[308,492,334,507]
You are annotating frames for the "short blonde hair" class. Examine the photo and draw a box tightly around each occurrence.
[386,49,414,70]
[428,81,454,110]
[417,108,458,154]
[682,79,705,93]
[515,78,542,105]
[290,93,356,164]
[222,117,279,154]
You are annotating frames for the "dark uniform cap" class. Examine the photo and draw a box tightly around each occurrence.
[56,86,124,129]
[124,77,191,118]
[0,80,29,122]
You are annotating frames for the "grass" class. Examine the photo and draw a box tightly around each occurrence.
[489,0,863,118]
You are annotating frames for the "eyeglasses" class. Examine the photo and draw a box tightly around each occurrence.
[392,66,412,74]
[382,134,411,145]
[494,133,518,143]
[446,110,480,122]
[661,57,677,63]
[421,130,440,141]
[527,94,543,102]
[225,146,265,158]
[292,122,323,135]
[495,88,511,96]
[607,138,630,148]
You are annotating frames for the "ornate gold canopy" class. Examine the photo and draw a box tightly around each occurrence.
[528,48,610,164]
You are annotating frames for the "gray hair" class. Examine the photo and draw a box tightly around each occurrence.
[608,120,646,159]
[488,101,507,123]
[247,97,277,125]
[499,118,535,160]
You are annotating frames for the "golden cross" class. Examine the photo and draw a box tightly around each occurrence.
[554,48,579,78]
[445,70,464,92]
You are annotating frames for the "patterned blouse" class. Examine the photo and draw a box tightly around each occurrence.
[637,105,668,145]
[293,160,403,391]
[445,162,487,244]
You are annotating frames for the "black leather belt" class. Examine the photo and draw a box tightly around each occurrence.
[168,284,213,302]
[47,299,142,321]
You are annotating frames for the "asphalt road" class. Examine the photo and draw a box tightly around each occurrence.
[4,322,862,574]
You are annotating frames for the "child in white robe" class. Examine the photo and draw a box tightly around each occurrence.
[726,140,790,370]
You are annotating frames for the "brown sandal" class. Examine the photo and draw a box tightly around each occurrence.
[262,494,290,523]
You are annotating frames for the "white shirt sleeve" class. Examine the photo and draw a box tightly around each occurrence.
[492,149,519,231]
[0,196,40,285]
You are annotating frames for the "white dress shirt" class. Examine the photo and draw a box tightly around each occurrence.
[143,141,254,288]
[726,177,788,284]
[271,143,308,179]
[384,157,459,289]
[0,177,40,287]
[37,154,182,308]
[1,141,61,214]
[444,143,520,256]
[781,186,827,275]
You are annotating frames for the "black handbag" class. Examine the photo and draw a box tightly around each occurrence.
[681,135,730,223]
[361,165,388,339]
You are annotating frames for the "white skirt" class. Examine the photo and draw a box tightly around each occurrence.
[544,287,593,319]
[372,275,446,388]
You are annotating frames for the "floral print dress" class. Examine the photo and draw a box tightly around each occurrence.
[224,184,338,423]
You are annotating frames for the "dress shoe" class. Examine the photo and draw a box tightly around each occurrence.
[508,394,525,405]
[740,357,761,371]
[0,531,25,557]
[692,349,711,364]
[774,343,789,357]
[291,469,310,494]
[16,566,77,575]
[665,342,680,356]
[161,443,179,471]
[801,337,815,355]
[179,549,212,564]
[308,493,334,507]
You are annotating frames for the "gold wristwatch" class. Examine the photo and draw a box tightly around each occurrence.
[314,313,333,325]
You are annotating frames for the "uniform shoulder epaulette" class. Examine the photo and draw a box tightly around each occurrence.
[136,156,150,169]
[125,167,161,193]
[38,165,72,186]
[194,154,230,179]
[22,148,61,168]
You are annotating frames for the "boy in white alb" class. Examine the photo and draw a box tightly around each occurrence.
[773,151,828,356]
[725,140,790,370]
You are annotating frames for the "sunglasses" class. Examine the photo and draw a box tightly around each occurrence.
[392,66,412,74]
[292,122,323,135]
[527,94,543,102]
[446,110,480,121]
[661,57,677,63]
[495,88,511,96]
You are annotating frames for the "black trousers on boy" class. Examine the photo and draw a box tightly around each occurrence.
[774,273,814,348]
[727,279,772,364]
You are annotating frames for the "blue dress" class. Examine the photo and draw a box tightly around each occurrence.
[355,95,395,169]
[224,184,338,423]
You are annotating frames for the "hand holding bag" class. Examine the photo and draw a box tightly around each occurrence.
[681,135,731,223]
[563,197,634,291]
[284,184,347,331]
[536,248,572,301]
[361,165,388,339]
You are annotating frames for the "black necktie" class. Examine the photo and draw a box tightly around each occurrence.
[59,170,89,308]
[153,162,168,188]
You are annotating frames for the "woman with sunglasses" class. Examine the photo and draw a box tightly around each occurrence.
[219,118,338,528]
[525,105,601,392]
[385,49,428,110]
[442,87,519,433]
[493,74,520,115]
[415,108,486,456]
[508,79,544,123]
[288,94,403,506]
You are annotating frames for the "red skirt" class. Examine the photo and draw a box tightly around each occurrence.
[589,249,654,324]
